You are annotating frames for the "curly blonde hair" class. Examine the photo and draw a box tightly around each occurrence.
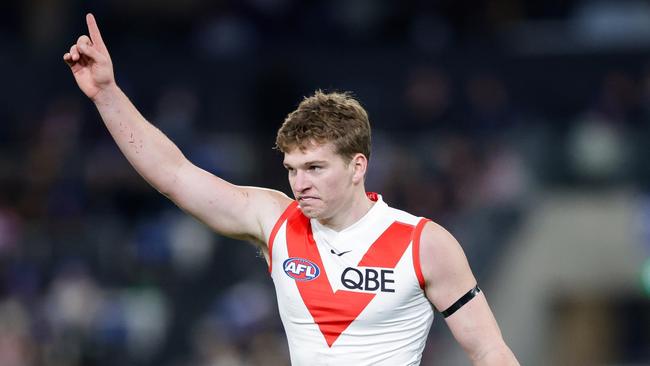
[275,90,371,162]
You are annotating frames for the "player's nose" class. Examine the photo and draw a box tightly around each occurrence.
[293,170,312,192]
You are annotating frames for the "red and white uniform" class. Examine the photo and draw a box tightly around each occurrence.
[268,194,434,366]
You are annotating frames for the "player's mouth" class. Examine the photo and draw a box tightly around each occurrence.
[298,196,319,203]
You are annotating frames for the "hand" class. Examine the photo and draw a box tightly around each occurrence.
[63,13,115,100]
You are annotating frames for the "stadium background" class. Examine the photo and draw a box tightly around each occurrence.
[1,0,649,364]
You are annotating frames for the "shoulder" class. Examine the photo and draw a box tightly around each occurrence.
[242,186,294,211]
[381,200,422,226]
[418,221,477,310]
[419,221,459,254]
[380,197,461,260]
[418,221,468,275]
[239,186,295,242]
[379,198,450,249]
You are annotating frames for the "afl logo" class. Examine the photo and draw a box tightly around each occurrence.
[283,257,320,281]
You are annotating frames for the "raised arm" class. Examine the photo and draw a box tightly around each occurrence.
[64,14,292,245]
[419,222,519,365]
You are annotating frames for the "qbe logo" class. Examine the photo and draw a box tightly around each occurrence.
[283,257,321,281]
[341,267,395,293]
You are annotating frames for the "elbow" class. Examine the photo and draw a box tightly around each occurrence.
[154,159,186,199]
[157,173,180,199]
[469,340,519,366]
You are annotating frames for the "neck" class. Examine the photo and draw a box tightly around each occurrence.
[317,190,375,232]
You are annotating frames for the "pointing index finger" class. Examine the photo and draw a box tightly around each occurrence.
[86,13,107,51]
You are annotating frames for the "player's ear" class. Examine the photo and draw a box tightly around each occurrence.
[350,153,367,184]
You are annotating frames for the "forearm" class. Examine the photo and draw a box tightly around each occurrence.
[92,84,185,195]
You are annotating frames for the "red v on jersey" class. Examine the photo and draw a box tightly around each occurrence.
[286,212,414,347]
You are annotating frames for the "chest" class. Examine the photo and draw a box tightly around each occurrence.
[273,219,424,321]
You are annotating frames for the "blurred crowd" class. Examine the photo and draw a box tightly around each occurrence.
[1,1,650,365]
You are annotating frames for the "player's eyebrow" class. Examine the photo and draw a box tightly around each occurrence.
[284,160,328,168]
[302,160,327,166]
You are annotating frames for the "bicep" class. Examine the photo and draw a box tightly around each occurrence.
[419,222,505,359]
[420,222,477,312]
[165,159,292,243]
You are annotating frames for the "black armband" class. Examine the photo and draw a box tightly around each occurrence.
[440,285,481,318]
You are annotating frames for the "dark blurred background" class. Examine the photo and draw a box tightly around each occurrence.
[1,0,650,365]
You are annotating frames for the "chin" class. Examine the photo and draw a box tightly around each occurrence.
[299,207,317,218]
[298,205,324,219]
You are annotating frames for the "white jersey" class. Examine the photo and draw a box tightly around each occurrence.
[268,194,434,366]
